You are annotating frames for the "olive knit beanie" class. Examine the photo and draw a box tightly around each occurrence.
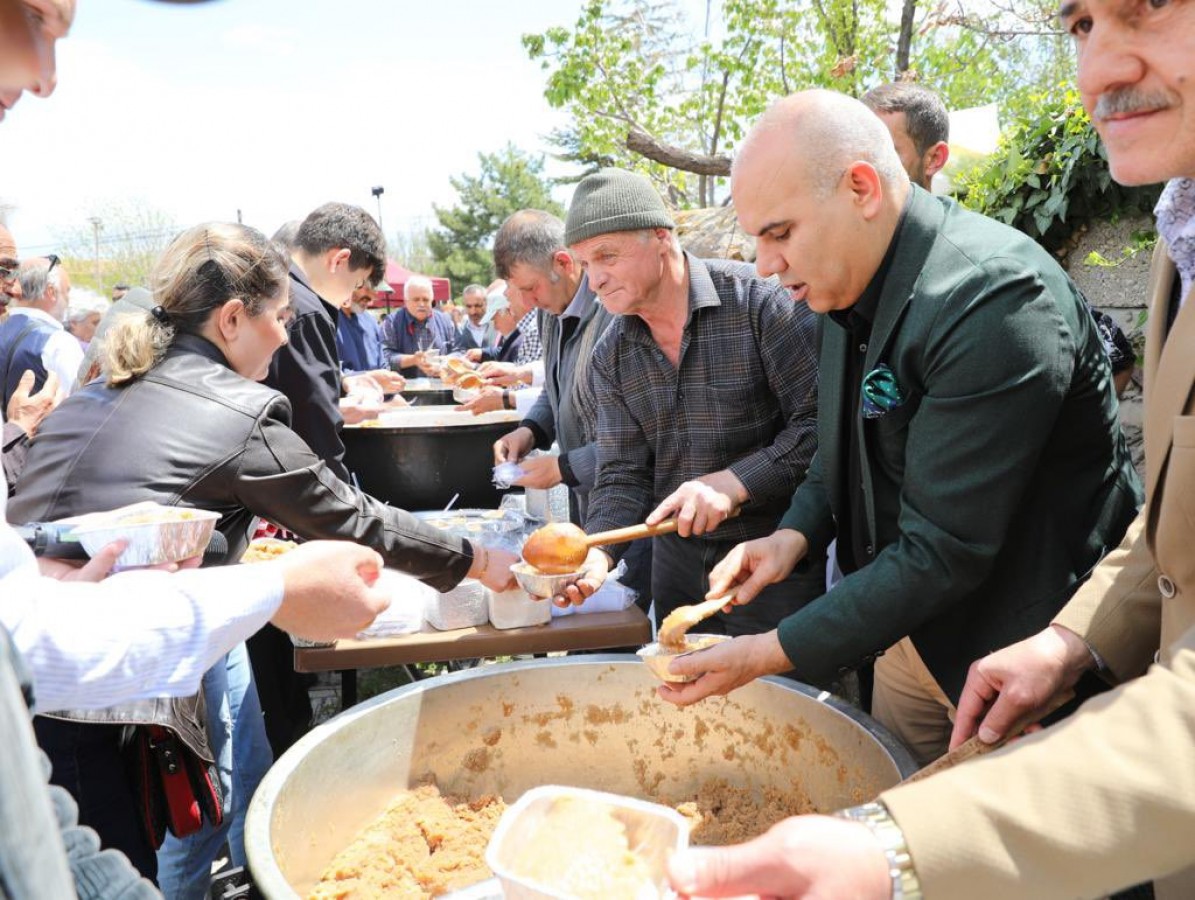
[564,168,676,246]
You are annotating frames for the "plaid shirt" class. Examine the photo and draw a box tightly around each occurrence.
[586,254,819,550]
[515,309,543,368]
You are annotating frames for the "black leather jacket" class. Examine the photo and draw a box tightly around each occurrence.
[8,334,475,734]
[9,333,475,587]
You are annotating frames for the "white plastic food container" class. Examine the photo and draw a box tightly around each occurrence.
[487,586,551,630]
[486,785,689,899]
[425,578,489,630]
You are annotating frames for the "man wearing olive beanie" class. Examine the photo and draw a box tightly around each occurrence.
[559,168,826,656]
[563,168,678,245]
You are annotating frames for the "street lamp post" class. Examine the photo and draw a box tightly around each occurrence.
[87,216,103,291]
[371,186,385,235]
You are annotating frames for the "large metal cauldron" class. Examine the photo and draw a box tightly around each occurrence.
[342,408,520,510]
[400,377,456,407]
[246,657,916,898]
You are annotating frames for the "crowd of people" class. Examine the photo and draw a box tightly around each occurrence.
[2,0,1194,898]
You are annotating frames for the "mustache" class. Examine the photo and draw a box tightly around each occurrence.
[1093,88,1177,119]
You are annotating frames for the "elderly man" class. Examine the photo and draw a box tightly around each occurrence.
[381,276,459,377]
[560,168,824,640]
[1,256,81,408]
[0,224,18,318]
[64,294,105,350]
[459,287,543,417]
[669,91,1138,763]
[456,283,495,351]
[335,282,390,377]
[672,5,1195,898]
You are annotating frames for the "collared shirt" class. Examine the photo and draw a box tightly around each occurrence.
[463,321,489,346]
[1156,177,1195,305]
[828,246,892,574]
[826,199,907,574]
[336,308,386,374]
[515,309,543,366]
[0,492,282,714]
[380,308,459,377]
[586,254,820,550]
[5,307,83,397]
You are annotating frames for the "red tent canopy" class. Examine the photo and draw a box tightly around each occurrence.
[370,260,451,308]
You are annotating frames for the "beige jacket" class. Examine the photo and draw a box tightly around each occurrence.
[880,245,1195,899]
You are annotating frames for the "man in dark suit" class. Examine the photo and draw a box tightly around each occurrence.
[662,89,1141,764]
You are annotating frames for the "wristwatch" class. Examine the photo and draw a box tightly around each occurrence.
[836,802,922,900]
[502,389,513,410]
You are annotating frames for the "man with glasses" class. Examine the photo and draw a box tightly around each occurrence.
[0,223,19,318]
[1,254,81,408]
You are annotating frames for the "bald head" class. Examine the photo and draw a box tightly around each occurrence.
[737,90,908,197]
[732,90,911,314]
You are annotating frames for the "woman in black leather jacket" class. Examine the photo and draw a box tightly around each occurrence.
[8,223,518,886]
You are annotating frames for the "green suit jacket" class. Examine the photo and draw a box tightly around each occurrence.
[777,187,1142,699]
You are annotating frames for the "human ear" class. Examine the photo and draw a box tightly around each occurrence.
[845,162,884,219]
[216,298,247,341]
[553,250,574,276]
[924,141,950,180]
[329,248,352,272]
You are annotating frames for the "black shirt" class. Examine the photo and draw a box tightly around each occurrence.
[827,204,908,574]
[265,264,349,481]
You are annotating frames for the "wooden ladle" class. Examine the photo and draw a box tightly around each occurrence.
[657,594,736,650]
[521,519,681,575]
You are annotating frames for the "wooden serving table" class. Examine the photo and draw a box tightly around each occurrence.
[293,606,652,708]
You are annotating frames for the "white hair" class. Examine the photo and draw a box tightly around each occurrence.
[404,275,434,300]
[66,288,108,321]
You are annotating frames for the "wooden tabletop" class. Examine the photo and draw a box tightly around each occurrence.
[292,606,652,672]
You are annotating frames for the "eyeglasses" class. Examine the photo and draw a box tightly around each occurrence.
[46,254,60,274]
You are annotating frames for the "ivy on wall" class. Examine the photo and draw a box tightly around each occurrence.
[956,88,1162,256]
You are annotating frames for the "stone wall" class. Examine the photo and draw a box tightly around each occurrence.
[675,206,1154,476]
[1061,213,1155,475]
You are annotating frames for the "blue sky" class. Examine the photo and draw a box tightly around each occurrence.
[0,0,604,254]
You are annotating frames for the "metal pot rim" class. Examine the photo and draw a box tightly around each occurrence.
[245,655,919,899]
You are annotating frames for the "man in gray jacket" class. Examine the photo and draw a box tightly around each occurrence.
[491,210,652,606]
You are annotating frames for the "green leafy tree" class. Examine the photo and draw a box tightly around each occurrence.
[54,198,178,294]
[955,88,1160,254]
[427,145,564,289]
[525,0,1075,207]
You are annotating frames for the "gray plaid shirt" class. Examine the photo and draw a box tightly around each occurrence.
[586,254,819,551]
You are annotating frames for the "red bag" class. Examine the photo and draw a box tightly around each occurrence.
[126,724,224,849]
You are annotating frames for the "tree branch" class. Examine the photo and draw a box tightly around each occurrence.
[626,126,731,176]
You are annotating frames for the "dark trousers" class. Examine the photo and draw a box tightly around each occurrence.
[650,532,826,638]
[33,717,158,884]
[246,624,313,759]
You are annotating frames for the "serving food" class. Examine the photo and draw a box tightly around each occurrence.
[487,786,687,900]
[240,537,298,563]
[309,777,810,899]
[67,502,220,569]
[637,634,732,683]
[511,560,584,599]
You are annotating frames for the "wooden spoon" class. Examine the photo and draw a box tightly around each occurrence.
[521,519,681,575]
[522,509,742,575]
[657,594,736,650]
[900,690,1075,784]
